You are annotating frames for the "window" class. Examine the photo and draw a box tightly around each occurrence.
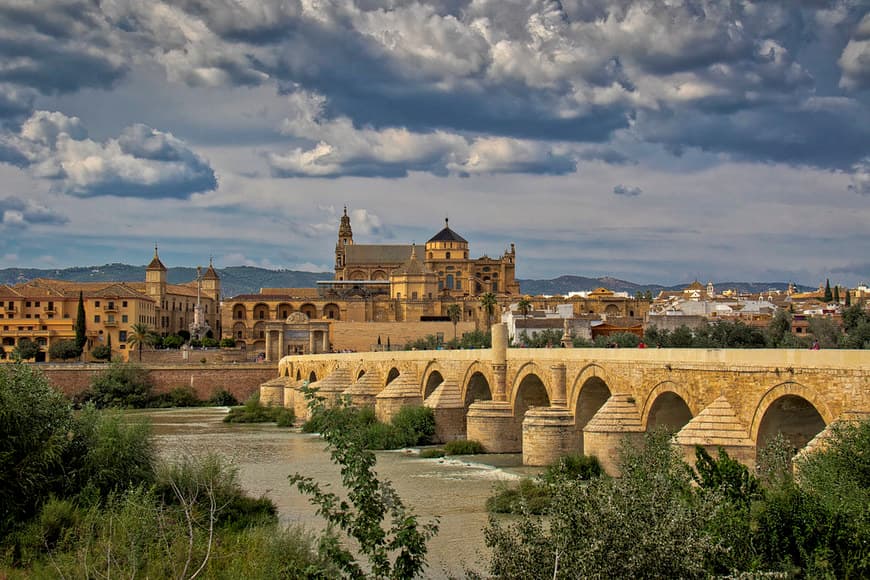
[94,315,100,323]
[108,301,114,309]
[35,301,40,307]
[6,302,12,309]
[122,301,128,308]
[95,301,100,307]
[107,315,115,323]
[237,331,243,339]
[446,252,451,259]
[47,302,53,310]
[446,274,454,288]
[26,301,31,307]
[412,291,418,299]
[122,315,128,323]
[119,330,127,342]
[456,280,461,290]
[25,314,31,319]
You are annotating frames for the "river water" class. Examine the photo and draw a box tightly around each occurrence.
[133,407,537,578]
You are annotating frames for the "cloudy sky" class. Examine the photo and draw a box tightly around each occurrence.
[0,0,868,286]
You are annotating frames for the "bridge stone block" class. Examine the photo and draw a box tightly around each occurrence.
[522,407,579,466]
[467,401,519,453]
[375,372,423,423]
[343,371,383,408]
[584,393,644,475]
[259,377,285,407]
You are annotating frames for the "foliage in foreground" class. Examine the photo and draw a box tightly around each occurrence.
[291,385,439,579]
[0,363,332,578]
[302,401,436,450]
[481,424,870,578]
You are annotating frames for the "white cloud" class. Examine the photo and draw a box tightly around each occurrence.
[0,111,217,198]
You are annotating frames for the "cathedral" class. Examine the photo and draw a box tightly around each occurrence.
[330,207,520,299]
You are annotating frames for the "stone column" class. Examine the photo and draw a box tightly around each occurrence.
[308,330,316,354]
[278,331,285,360]
[265,330,272,361]
[322,330,329,353]
[550,363,567,406]
[521,363,575,465]
[490,323,508,401]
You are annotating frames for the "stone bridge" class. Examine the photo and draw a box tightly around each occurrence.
[260,324,870,471]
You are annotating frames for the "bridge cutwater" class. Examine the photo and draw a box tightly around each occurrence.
[260,324,870,472]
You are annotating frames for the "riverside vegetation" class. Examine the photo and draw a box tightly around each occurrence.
[5,361,870,578]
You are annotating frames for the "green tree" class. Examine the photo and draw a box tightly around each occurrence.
[48,339,81,361]
[290,386,438,579]
[74,290,87,354]
[87,362,154,408]
[517,297,532,319]
[127,322,153,362]
[13,339,40,361]
[106,332,112,362]
[823,279,833,302]
[833,285,840,303]
[91,343,111,361]
[480,292,498,330]
[767,309,793,347]
[807,316,841,348]
[845,289,851,306]
[446,303,461,342]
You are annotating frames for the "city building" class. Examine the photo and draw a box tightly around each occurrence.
[0,247,220,362]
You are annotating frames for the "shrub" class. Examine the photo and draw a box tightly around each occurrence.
[274,407,296,427]
[220,338,236,348]
[486,478,551,515]
[419,448,445,459]
[86,363,153,409]
[201,337,220,348]
[13,339,40,361]
[90,344,112,360]
[540,454,603,483]
[190,338,202,348]
[444,439,484,455]
[48,339,81,361]
[391,406,436,446]
[223,393,295,425]
[165,386,201,408]
[208,388,238,406]
[162,335,184,349]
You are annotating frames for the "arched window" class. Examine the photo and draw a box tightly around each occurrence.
[446,252,451,259]
[446,274,454,288]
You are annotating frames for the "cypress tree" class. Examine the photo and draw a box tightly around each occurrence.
[824,279,833,302]
[106,333,112,362]
[834,285,840,303]
[74,291,87,354]
[845,289,852,307]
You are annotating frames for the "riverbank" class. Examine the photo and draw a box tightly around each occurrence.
[140,406,536,577]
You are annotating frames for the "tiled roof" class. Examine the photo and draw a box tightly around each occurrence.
[427,220,467,243]
[345,244,412,265]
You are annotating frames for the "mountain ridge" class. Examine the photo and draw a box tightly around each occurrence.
[0,264,814,298]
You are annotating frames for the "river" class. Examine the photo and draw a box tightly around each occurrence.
[133,407,538,578]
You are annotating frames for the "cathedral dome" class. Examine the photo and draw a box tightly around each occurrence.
[426,218,467,244]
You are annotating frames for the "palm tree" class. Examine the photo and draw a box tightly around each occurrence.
[480,292,498,331]
[517,297,532,320]
[446,304,462,342]
[127,322,153,362]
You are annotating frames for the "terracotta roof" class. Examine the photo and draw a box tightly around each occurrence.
[203,258,219,280]
[345,244,412,265]
[427,219,467,244]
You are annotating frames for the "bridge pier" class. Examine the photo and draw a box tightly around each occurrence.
[467,401,520,453]
[583,394,644,475]
[375,371,423,423]
[522,407,579,465]
[259,377,285,406]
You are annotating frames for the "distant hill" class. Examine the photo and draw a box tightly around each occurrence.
[517,276,813,297]
[0,264,812,299]
[0,264,327,298]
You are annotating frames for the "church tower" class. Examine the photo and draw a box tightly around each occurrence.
[202,256,221,303]
[335,206,354,278]
[145,245,167,305]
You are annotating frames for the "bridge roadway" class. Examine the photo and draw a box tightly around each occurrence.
[260,324,870,471]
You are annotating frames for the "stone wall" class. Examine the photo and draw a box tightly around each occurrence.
[329,321,477,352]
[138,347,252,364]
[39,363,276,402]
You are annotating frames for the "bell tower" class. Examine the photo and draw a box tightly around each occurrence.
[335,206,354,278]
[145,244,167,304]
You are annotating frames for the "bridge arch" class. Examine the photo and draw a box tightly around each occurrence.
[385,366,400,387]
[570,368,613,433]
[511,362,551,417]
[460,362,494,408]
[308,370,317,383]
[751,382,832,453]
[641,381,696,432]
